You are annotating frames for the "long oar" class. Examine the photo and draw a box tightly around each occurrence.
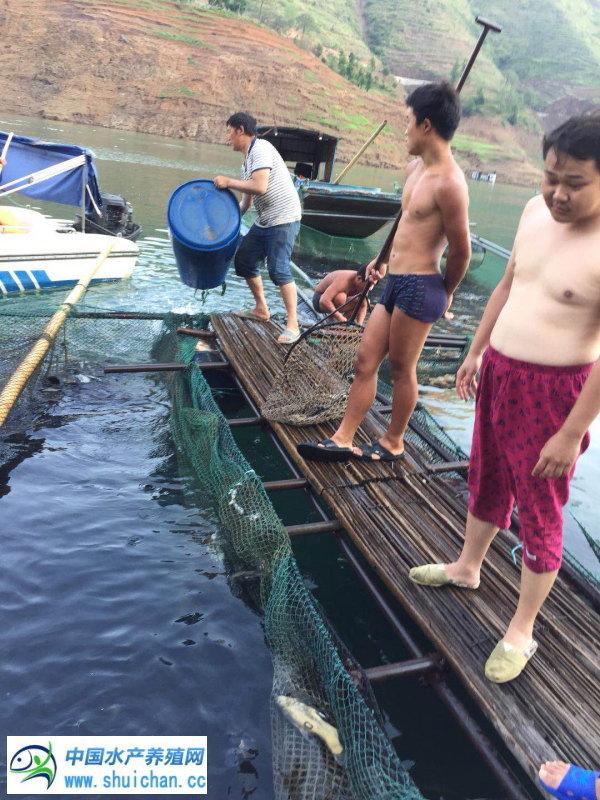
[333,120,387,185]
[374,15,502,269]
[0,244,113,427]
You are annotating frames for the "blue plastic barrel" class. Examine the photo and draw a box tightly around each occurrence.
[167,179,241,289]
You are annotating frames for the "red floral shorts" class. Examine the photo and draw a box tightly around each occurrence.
[468,347,592,573]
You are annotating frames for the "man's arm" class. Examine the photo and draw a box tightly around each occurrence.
[320,281,348,321]
[239,193,252,215]
[456,251,515,399]
[436,178,471,295]
[532,358,600,478]
[214,168,270,196]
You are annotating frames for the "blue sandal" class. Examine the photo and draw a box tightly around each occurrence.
[540,765,600,800]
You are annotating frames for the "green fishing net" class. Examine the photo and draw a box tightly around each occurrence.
[1,296,598,800]
[162,328,424,800]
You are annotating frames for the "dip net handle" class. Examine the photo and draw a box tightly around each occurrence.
[284,280,371,364]
[0,243,113,427]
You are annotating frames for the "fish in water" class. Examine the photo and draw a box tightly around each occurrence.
[10,742,57,788]
[276,696,343,757]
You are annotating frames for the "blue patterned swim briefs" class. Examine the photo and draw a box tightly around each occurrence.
[378,273,448,323]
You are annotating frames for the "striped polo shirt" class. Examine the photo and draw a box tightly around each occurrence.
[241,138,302,228]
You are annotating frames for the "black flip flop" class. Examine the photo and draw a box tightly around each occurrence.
[296,438,355,463]
[359,440,405,462]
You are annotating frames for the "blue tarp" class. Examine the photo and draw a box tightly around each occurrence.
[0,131,102,211]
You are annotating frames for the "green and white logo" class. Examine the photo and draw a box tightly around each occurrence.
[10,742,57,789]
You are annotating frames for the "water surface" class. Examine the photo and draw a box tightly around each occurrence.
[0,112,596,800]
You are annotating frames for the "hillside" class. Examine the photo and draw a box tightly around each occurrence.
[0,0,405,163]
[0,0,541,184]
[358,0,599,123]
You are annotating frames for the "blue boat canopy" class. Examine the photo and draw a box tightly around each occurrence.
[0,130,102,212]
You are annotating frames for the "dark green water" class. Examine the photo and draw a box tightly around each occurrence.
[0,111,596,800]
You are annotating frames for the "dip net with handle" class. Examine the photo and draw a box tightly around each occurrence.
[263,212,398,428]
[262,285,370,426]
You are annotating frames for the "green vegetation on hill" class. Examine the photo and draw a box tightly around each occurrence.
[185,0,598,129]
[81,0,592,177]
[361,0,599,119]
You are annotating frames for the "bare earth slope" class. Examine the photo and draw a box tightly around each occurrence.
[0,0,539,183]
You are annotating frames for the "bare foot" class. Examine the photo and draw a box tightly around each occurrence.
[539,761,570,790]
[443,561,480,588]
[359,434,404,459]
[328,434,364,458]
[539,761,600,799]
[234,306,270,321]
[503,622,535,653]
[251,306,270,321]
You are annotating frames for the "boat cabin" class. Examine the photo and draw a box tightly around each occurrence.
[256,126,338,182]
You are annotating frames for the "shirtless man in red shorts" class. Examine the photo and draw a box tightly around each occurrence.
[410,113,600,683]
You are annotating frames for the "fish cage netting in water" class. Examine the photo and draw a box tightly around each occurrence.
[162,330,424,800]
[0,291,194,465]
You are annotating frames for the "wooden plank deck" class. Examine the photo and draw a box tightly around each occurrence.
[210,313,600,783]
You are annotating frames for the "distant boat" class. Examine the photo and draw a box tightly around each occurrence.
[0,131,139,296]
[470,170,497,184]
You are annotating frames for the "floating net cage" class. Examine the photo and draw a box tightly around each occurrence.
[159,329,424,800]
[0,291,170,465]
[1,293,599,799]
[262,312,471,428]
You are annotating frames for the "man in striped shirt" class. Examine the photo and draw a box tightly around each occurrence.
[214,112,302,344]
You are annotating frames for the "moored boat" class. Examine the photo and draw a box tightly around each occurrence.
[0,207,137,295]
[0,131,139,295]
[256,125,401,251]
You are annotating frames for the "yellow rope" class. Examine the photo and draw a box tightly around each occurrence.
[0,243,114,427]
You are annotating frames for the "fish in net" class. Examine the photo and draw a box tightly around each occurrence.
[262,287,370,427]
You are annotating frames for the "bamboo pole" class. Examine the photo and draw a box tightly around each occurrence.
[333,120,387,185]
[0,244,113,427]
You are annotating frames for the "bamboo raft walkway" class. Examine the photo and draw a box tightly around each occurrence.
[210,313,600,787]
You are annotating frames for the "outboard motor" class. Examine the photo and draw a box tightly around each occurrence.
[74,192,141,240]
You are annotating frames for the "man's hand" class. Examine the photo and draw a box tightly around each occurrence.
[213,175,231,189]
[0,156,6,167]
[456,351,482,400]
[531,429,582,479]
[365,259,387,284]
[444,292,454,320]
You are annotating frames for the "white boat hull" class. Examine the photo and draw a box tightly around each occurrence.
[0,230,138,295]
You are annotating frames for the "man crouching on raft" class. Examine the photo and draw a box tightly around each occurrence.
[297,81,471,463]
[410,113,600,683]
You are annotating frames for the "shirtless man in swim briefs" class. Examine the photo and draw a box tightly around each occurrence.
[410,113,600,683]
[298,81,471,462]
